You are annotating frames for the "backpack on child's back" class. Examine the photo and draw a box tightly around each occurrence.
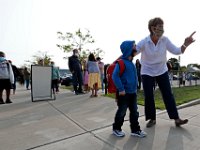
[106,59,125,95]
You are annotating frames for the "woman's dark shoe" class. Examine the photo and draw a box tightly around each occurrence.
[0,99,5,104]
[175,119,188,127]
[146,120,156,128]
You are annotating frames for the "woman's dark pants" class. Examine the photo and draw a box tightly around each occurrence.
[142,72,179,121]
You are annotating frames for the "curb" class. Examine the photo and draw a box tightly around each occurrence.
[156,99,200,115]
[177,98,200,109]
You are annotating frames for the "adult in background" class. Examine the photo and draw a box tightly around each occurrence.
[96,57,105,93]
[182,72,186,86]
[136,17,195,127]
[38,59,44,66]
[51,61,60,93]
[135,59,142,90]
[23,67,30,90]
[0,51,14,104]
[167,62,173,86]
[68,49,84,95]
[8,60,21,94]
[82,59,89,92]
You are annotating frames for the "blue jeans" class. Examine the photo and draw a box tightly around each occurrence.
[142,71,179,121]
[113,93,140,132]
[25,79,30,89]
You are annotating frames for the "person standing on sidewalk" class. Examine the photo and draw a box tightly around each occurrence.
[51,61,60,93]
[68,49,84,95]
[82,59,89,92]
[112,41,147,138]
[182,72,186,86]
[96,57,105,93]
[23,67,30,90]
[136,17,196,127]
[87,53,101,97]
[0,51,14,104]
[8,60,21,94]
[135,59,142,90]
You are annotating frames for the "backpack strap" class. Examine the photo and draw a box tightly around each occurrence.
[116,59,125,76]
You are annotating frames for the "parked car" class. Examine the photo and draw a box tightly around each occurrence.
[186,74,200,81]
[173,75,179,80]
[60,74,73,86]
[191,75,200,80]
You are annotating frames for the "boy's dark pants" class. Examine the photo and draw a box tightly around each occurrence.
[113,93,140,132]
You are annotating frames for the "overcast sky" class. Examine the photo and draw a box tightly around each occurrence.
[0,0,199,69]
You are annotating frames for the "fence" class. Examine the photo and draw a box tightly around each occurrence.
[169,70,200,87]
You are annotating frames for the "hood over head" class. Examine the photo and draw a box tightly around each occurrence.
[120,40,135,59]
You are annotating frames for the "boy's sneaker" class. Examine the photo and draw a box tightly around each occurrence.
[112,130,125,137]
[131,130,147,138]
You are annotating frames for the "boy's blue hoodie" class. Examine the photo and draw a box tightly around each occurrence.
[112,41,138,93]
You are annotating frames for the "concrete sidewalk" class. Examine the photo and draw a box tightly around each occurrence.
[0,86,200,150]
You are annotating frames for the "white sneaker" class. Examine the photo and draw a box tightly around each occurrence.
[112,130,125,137]
[131,130,147,138]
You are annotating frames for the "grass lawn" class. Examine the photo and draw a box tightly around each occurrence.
[61,85,200,110]
[105,85,200,110]
[61,85,73,91]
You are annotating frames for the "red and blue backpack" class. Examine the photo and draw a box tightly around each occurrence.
[106,59,125,94]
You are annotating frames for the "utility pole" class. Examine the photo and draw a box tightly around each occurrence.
[178,56,181,88]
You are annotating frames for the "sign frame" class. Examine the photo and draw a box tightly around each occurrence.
[31,65,55,102]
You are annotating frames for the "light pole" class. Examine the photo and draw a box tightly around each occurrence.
[178,56,181,88]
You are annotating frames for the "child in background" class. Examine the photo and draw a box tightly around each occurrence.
[87,53,101,97]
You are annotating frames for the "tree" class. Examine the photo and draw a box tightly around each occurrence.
[187,63,200,69]
[56,28,104,62]
[26,51,52,66]
[180,66,187,72]
[168,58,179,70]
[187,63,200,77]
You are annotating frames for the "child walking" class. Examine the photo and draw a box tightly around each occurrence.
[112,41,147,138]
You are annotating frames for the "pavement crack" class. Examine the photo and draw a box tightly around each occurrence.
[47,101,88,132]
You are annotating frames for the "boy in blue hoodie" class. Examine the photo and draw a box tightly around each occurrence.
[112,41,147,138]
